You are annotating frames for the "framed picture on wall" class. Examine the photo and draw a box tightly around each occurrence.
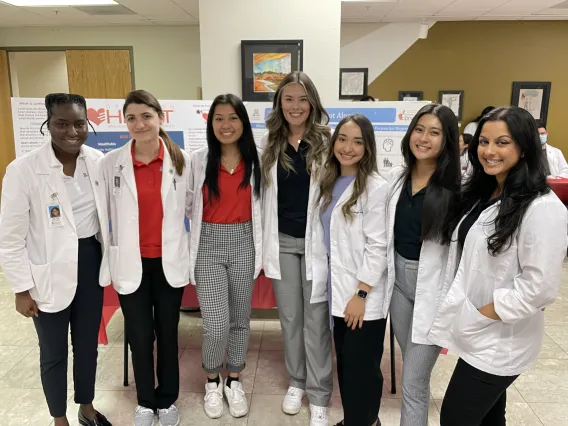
[438,90,464,120]
[339,68,368,100]
[398,91,423,101]
[240,40,303,102]
[511,81,551,126]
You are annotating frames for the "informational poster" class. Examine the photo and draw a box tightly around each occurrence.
[11,97,194,156]
[11,97,428,176]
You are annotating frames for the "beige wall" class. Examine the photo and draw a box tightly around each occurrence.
[370,21,568,155]
[9,51,69,97]
[0,25,201,100]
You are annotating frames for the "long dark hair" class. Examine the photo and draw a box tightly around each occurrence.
[123,90,186,176]
[204,94,261,204]
[317,114,378,220]
[458,106,550,255]
[472,106,495,123]
[395,104,461,245]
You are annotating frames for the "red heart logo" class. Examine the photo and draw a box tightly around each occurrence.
[201,112,208,121]
[87,108,105,126]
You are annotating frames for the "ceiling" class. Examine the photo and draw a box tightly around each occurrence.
[0,0,567,27]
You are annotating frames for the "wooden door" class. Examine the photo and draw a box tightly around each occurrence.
[66,50,132,98]
[0,50,16,187]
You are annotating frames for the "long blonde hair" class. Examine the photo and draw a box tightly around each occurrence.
[318,114,378,221]
[261,72,330,186]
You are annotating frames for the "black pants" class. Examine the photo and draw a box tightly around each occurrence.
[333,316,387,426]
[33,236,103,418]
[440,358,519,426]
[119,258,184,410]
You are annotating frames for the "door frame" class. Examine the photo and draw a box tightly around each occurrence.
[3,46,136,96]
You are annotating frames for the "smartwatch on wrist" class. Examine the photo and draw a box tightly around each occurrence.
[355,289,368,299]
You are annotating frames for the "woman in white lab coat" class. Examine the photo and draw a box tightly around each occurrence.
[310,114,388,426]
[188,94,262,419]
[100,90,192,426]
[428,106,568,426]
[0,94,112,426]
[386,104,461,426]
[260,71,333,426]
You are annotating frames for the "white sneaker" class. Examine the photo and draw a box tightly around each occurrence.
[133,405,155,426]
[158,404,179,426]
[204,376,224,419]
[224,378,249,418]
[282,386,305,415]
[309,404,328,426]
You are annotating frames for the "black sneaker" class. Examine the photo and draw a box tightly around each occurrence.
[78,409,112,426]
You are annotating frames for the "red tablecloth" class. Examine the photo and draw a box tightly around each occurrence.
[98,274,277,344]
[548,178,568,203]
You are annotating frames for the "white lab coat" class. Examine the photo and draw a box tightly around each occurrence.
[545,145,568,178]
[100,139,193,295]
[187,147,263,284]
[309,173,389,319]
[0,142,111,313]
[428,192,568,376]
[259,133,323,304]
[386,165,452,345]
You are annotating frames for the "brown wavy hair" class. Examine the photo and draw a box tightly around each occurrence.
[123,90,186,176]
[317,114,378,221]
[261,71,330,186]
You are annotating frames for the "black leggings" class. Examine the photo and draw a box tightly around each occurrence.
[440,358,519,426]
[333,316,387,426]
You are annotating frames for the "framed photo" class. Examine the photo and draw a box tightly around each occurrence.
[511,81,551,126]
[438,90,464,120]
[398,91,423,101]
[240,40,303,102]
[339,68,368,100]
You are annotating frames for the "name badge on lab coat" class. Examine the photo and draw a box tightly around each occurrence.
[113,176,121,196]
[47,204,63,227]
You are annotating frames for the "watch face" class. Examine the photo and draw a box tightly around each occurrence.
[357,290,368,299]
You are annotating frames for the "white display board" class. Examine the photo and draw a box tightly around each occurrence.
[11,98,429,176]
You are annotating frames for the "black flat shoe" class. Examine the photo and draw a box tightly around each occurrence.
[78,410,112,426]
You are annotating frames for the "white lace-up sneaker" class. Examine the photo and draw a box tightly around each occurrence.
[158,404,179,426]
[282,386,305,415]
[133,405,155,426]
[204,376,224,419]
[309,404,328,426]
[224,378,249,417]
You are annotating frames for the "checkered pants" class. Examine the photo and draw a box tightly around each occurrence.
[194,220,255,374]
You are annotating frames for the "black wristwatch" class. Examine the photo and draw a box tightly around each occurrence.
[355,289,368,299]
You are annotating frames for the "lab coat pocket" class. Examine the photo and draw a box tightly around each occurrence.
[455,298,501,361]
[108,246,121,283]
[29,263,52,304]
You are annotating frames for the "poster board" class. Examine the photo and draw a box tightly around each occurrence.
[10,98,429,176]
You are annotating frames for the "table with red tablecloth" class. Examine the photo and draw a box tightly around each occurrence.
[549,177,568,203]
[98,274,277,344]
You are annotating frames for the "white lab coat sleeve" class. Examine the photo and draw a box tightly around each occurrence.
[355,182,389,287]
[184,152,194,219]
[493,200,568,324]
[0,164,35,294]
[555,149,568,178]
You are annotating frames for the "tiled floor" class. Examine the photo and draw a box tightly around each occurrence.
[2,263,568,425]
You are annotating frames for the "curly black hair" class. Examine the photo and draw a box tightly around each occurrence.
[40,93,96,136]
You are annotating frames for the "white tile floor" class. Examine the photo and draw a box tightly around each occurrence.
[1,263,568,425]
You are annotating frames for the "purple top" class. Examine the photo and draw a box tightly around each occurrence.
[320,174,355,327]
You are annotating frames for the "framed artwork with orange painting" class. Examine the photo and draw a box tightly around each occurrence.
[241,40,303,102]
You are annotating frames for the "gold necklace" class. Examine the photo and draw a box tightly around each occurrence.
[221,155,241,174]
